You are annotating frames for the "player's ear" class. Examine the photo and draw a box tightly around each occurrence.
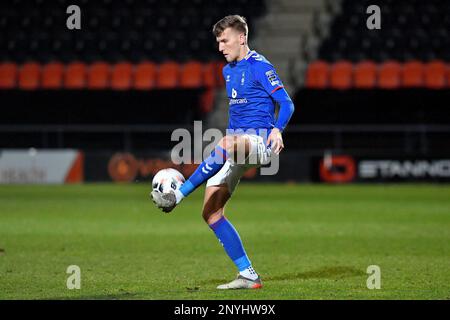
[239,33,246,45]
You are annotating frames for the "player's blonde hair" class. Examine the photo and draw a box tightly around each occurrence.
[212,15,248,38]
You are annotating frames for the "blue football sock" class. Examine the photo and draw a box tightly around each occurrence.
[179,146,229,197]
[209,215,251,272]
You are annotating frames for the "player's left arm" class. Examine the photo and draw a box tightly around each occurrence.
[254,63,295,154]
[268,87,295,154]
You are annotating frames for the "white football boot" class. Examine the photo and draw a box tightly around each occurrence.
[150,190,177,213]
[217,274,263,290]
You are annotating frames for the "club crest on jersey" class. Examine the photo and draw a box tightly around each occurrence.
[232,88,237,98]
[265,70,279,86]
[241,72,245,85]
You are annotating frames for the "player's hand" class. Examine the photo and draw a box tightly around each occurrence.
[266,128,284,154]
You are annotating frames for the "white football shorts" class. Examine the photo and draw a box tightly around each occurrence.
[206,134,272,194]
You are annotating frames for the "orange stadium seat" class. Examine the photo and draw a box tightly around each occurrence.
[65,62,87,89]
[402,61,424,87]
[215,61,226,87]
[200,88,215,113]
[18,62,40,90]
[203,62,217,88]
[111,62,133,90]
[156,62,179,89]
[354,61,377,89]
[424,60,446,89]
[305,61,329,89]
[378,61,401,89]
[41,62,64,89]
[180,61,203,88]
[329,61,353,90]
[0,62,17,89]
[134,62,156,90]
[87,62,110,89]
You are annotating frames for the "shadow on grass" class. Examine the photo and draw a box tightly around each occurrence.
[197,265,363,286]
[44,266,364,299]
[42,290,142,300]
[265,266,363,281]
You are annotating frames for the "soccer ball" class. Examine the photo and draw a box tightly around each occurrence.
[152,168,185,194]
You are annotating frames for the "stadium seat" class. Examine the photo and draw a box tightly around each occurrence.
[180,61,203,88]
[18,62,40,90]
[215,61,226,87]
[329,61,353,90]
[424,60,446,89]
[156,61,179,89]
[354,61,377,89]
[41,62,64,89]
[200,88,215,113]
[402,61,424,87]
[0,62,17,89]
[203,62,217,88]
[305,61,329,89]
[134,61,156,90]
[378,61,401,89]
[87,62,110,89]
[65,62,87,89]
[111,62,133,90]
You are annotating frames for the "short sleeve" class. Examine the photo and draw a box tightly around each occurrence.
[253,62,284,95]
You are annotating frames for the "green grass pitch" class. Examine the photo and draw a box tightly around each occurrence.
[1,183,449,300]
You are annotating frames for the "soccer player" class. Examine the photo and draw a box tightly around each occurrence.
[152,15,295,289]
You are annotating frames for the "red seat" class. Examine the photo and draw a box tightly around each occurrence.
[87,62,110,89]
[203,62,217,88]
[134,62,156,90]
[18,62,41,90]
[354,61,377,88]
[424,60,446,89]
[305,61,329,89]
[111,62,133,90]
[215,61,226,87]
[156,62,179,89]
[329,61,353,90]
[402,61,424,87]
[200,88,215,113]
[0,62,17,89]
[65,62,87,89]
[42,62,64,89]
[378,61,401,89]
[180,61,203,88]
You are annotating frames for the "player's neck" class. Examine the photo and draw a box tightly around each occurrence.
[236,46,251,62]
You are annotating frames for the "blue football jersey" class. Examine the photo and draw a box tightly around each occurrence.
[223,50,284,131]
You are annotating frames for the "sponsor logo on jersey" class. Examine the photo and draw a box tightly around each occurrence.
[232,88,237,98]
[229,98,248,105]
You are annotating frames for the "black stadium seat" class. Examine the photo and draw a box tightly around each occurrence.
[318,0,450,62]
[0,0,266,63]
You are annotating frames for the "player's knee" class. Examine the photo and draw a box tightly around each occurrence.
[218,136,236,155]
[218,135,249,163]
[202,208,224,225]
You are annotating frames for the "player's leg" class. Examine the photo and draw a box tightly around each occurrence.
[203,165,262,289]
[152,134,250,212]
[177,134,250,201]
